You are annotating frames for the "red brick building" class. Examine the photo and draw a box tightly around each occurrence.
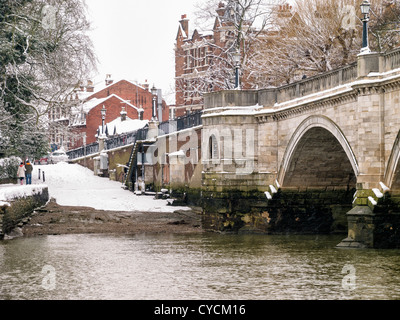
[70,94,144,146]
[174,2,239,118]
[51,75,169,150]
[174,2,293,118]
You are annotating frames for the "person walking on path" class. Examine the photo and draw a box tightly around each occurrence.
[17,162,26,185]
[25,160,33,185]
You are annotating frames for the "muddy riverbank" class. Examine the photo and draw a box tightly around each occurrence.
[21,199,204,237]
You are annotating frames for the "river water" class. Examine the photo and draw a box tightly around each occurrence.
[1,233,400,300]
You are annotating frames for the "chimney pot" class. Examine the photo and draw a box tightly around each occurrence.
[121,106,127,121]
[105,74,113,86]
[179,14,189,37]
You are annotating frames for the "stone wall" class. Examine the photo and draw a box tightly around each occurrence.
[148,127,203,204]
[71,144,134,182]
[0,187,49,239]
[202,187,353,235]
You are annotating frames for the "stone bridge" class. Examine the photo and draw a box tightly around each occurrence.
[201,49,400,248]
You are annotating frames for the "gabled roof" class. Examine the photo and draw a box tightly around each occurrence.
[83,94,140,114]
[192,29,202,41]
[176,23,187,40]
[213,16,222,31]
[84,79,148,102]
[70,94,141,127]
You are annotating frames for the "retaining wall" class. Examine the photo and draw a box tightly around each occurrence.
[0,186,49,239]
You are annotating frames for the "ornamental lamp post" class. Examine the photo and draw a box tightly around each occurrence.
[360,0,371,53]
[151,85,158,121]
[233,50,241,89]
[101,105,106,134]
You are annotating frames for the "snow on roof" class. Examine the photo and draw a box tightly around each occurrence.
[70,93,143,127]
[86,79,148,100]
[70,96,109,115]
[99,118,149,136]
[82,94,140,114]
[76,90,93,101]
[178,24,187,38]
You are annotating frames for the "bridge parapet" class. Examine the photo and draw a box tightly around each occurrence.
[204,63,358,109]
[205,47,400,111]
[380,47,400,72]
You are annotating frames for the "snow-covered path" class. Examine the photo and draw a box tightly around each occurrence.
[31,162,190,212]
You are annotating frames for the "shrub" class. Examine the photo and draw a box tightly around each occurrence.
[0,156,23,181]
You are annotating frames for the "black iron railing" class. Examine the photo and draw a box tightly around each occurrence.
[67,112,203,160]
[67,142,99,160]
[158,111,202,136]
[105,130,139,150]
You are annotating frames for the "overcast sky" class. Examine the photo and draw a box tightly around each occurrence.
[84,0,201,105]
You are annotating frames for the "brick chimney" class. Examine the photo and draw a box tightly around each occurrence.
[277,3,292,18]
[86,79,94,93]
[216,2,225,17]
[142,79,149,91]
[121,106,127,121]
[105,74,113,86]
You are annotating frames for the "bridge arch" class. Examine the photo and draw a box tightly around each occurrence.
[278,115,359,188]
[384,131,400,191]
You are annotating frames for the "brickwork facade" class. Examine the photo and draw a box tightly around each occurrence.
[174,3,238,118]
[55,77,169,150]
[84,95,141,145]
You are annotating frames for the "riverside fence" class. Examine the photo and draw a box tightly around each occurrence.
[66,111,203,160]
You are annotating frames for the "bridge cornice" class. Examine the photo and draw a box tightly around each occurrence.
[254,72,400,123]
[255,89,358,123]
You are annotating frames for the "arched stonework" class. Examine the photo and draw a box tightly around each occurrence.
[278,115,359,188]
[208,134,219,160]
[385,131,400,191]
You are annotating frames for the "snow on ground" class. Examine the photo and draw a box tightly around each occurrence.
[2,162,190,213]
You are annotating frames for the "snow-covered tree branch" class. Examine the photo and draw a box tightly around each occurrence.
[0,0,96,159]
[175,0,282,105]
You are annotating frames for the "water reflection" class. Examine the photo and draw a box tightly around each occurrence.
[0,233,400,300]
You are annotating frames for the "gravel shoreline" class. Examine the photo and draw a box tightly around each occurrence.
[21,199,204,237]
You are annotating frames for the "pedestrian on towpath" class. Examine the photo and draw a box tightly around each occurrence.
[25,160,33,185]
[17,162,26,185]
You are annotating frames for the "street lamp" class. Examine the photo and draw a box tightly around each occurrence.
[360,0,371,53]
[151,85,158,121]
[101,105,106,134]
[233,50,241,89]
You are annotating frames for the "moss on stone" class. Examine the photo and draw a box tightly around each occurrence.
[1,188,49,235]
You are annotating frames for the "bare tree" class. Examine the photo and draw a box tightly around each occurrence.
[369,0,400,52]
[251,0,400,88]
[175,0,281,106]
[251,0,363,86]
[0,0,96,157]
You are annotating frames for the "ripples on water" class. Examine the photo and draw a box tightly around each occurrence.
[1,233,400,300]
